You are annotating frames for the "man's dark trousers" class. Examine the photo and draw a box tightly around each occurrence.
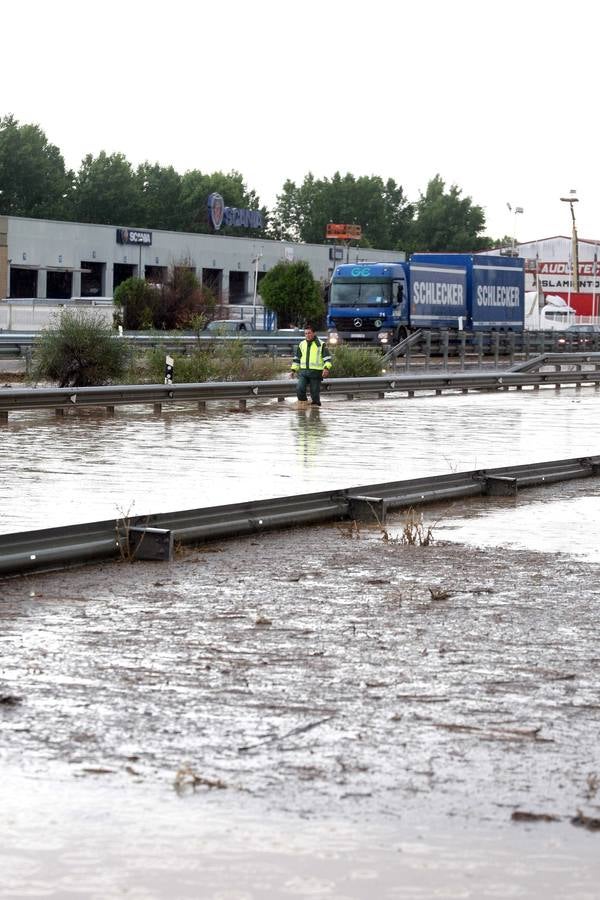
[297,370,322,405]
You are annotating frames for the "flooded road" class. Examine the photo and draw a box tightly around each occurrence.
[1,385,600,535]
[2,510,600,897]
[2,386,600,897]
[390,476,600,563]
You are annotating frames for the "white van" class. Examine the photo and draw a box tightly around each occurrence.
[525,292,576,331]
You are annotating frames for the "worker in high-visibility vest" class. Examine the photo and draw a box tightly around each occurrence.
[290,324,332,407]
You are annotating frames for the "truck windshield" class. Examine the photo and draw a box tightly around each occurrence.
[329,281,392,307]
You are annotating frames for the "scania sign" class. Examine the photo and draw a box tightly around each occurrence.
[116,228,152,246]
[208,192,263,231]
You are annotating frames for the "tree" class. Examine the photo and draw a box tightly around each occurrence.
[269,172,413,249]
[71,151,140,225]
[259,261,324,328]
[33,310,128,387]
[0,114,72,219]
[136,162,182,230]
[113,277,160,330]
[485,234,515,250]
[178,169,265,234]
[410,175,488,252]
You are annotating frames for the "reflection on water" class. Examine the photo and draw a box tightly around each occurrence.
[1,387,600,534]
[290,406,328,468]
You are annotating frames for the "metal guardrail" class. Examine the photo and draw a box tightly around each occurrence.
[1,356,600,421]
[0,332,303,359]
[380,329,424,364]
[1,456,599,577]
[508,352,600,373]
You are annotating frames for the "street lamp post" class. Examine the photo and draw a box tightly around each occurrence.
[251,251,263,330]
[506,203,524,256]
[560,190,579,293]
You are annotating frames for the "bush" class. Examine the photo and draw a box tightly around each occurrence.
[141,343,285,384]
[156,265,217,330]
[113,265,217,331]
[114,277,160,330]
[330,345,383,378]
[33,310,129,387]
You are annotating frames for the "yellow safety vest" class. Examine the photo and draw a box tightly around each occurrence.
[291,338,332,372]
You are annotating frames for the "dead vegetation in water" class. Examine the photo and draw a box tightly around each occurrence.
[395,508,435,546]
[571,809,600,831]
[336,520,361,540]
[585,772,599,799]
[336,507,436,546]
[174,763,228,793]
[511,810,560,823]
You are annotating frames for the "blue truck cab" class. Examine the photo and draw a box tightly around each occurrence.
[327,262,409,345]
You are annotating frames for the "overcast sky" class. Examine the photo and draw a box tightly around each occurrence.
[4,0,597,245]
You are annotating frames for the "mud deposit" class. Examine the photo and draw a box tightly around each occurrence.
[1,525,600,898]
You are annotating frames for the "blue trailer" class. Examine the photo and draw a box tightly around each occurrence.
[327,254,525,345]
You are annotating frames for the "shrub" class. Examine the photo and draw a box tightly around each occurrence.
[113,277,160,330]
[156,265,217,330]
[33,310,129,387]
[114,265,217,331]
[140,344,285,384]
[329,345,383,378]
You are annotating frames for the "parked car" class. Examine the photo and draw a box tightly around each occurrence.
[204,320,249,334]
[557,324,600,346]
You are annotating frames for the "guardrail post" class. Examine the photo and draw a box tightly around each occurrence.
[459,332,466,371]
[508,332,515,366]
[493,332,500,367]
[484,475,518,496]
[0,410,7,424]
[441,331,449,369]
[128,526,173,561]
[348,495,387,524]
[424,331,431,371]
[55,408,65,417]
[198,400,206,410]
[476,332,484,366]
[106,405,115,416]
[153,403,162,414]
[239,399,247,410]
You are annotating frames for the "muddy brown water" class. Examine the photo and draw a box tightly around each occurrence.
[1,498,600,898]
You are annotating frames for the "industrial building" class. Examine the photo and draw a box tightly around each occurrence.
[488,235,600,316]
[0,214,401,316]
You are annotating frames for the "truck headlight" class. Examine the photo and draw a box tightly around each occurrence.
[329,332,339,346]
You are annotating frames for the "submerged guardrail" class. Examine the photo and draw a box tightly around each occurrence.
[1,456,598,577]
[1,355,600,422]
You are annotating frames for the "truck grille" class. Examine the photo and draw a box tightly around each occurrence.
[331,316,379,333]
